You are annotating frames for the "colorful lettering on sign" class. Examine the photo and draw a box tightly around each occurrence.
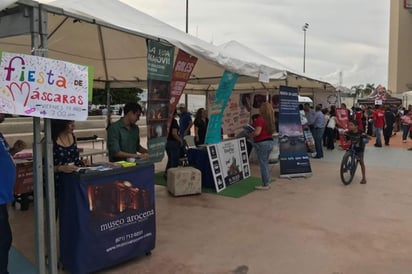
[4,56,67,88]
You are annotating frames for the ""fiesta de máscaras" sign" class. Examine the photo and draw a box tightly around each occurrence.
[0,51,93,120]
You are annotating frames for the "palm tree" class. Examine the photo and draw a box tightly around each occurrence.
[363,83,375,97]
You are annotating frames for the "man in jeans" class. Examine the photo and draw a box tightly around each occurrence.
[372,105,385,147]
[0,113,26,274]
[312,105,326,158]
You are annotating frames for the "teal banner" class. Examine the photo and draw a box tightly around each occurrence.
[205,71,238,144]
[146,40,175,162]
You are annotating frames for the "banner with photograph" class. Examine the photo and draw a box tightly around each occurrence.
[206,137,250,192]
[0,51,93,120]
[146,40,175,162]
[278,86,312,177]
[167,50,198,131]
[59,165,156,274]
[205,70,238,144]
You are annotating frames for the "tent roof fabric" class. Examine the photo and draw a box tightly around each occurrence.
[0,0,334,93]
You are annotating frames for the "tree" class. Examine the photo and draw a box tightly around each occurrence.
[92,88,144,105]
[350,83,376,106]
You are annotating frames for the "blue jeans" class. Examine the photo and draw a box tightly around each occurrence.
[165,140,181,173]
[375,127,382,146]
[0,204,11,274]
[254,140,275,186]
[402,124,409,141]
[313,128,324,158]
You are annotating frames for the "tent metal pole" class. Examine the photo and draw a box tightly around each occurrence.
[40,5,59,274]
[106,81,111,114]
[31,5,47,274]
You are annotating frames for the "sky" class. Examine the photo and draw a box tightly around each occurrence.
[119,0,390,89]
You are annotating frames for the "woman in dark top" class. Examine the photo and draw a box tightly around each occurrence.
[47,119,82,217]
[51,119,82,174]
[194,108,209,146]
[165,112,183,178]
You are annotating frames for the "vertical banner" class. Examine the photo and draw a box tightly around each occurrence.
[205,70,238,144]
[206,137,250,193]
[167,50,198,131]
[146,40,175,162]
[278,86,312,177]
[0,51,92,120]
[336,108,349,129]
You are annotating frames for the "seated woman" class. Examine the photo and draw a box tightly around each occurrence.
[51,119,83,174]
[194,108,209,146]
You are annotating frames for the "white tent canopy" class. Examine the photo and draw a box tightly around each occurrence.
[0,0,333,93]
[0,0,286,90]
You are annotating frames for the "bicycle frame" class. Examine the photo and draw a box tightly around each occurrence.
[340,143,359,185]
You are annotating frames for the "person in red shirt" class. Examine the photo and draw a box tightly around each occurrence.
[249,102,275,190]
[372,105,385,147]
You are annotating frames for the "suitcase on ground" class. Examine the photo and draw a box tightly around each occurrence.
[167,167,201,196]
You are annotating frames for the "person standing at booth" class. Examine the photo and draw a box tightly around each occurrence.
[164,111,183,179]
[249,103,275,191]
[194,108,209,146]
[107,102,148,162]
[177,103,193,139]
[0,113,26,274]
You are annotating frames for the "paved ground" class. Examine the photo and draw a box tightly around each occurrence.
[9,133,412,274]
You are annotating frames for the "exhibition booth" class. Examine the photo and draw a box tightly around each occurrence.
[0,1,335,273]
[59,164,155,274]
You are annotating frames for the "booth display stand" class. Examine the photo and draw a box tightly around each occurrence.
[59,164,156,274]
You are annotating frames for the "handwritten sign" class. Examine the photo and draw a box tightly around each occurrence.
[0,51,92,120]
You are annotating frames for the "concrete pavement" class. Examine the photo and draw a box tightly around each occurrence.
[9,133,412,274]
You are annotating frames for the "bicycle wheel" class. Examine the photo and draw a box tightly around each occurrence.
[340,152,356,185]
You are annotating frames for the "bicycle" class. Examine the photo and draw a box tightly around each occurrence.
[339,135,360,185]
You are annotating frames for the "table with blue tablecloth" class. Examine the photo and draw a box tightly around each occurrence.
[187,148,215,189]
[59,164,155,274]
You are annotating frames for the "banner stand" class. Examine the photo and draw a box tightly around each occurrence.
[278,86,312,178]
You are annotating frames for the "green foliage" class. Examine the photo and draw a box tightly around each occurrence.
[350,83,375,98]
[91,88,144,105]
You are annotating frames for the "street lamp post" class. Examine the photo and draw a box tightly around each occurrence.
[302,23,309,73]
[185,0,189,34]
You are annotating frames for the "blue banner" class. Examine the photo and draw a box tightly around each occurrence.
[205,70,238,144]
[278,86,312,177]
[59,165,156,274]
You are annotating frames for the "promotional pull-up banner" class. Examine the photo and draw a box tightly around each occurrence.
[167,50,198,131]
[146,40,175,162]
[336,108,349,129]
[205,70,238,144]
[278,86,312,177]
[0,51,93,121]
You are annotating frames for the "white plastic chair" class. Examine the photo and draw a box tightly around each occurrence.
[184,135,196,148]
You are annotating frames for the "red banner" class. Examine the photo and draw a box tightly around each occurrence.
[167,50,198,130]
[336,108,349,129]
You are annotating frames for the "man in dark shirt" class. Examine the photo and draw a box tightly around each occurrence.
[383,105,395,146]
[177,104,193,139]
